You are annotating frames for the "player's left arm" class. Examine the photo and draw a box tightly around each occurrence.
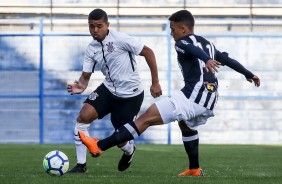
[118,34,161,98]
[139,45,162,98]
[215,50,260,87]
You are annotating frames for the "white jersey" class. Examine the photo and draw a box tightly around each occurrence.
[83,29,144,98]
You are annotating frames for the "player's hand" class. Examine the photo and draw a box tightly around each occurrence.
[150,82,162,98]
[205,59,221,73]
[247,75,260,87]
[67,80,85,95]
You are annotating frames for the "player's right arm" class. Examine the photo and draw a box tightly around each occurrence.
[67,72,92,95]
[67,44,95,94]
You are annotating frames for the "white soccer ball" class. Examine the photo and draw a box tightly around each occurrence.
[43,150,69,176]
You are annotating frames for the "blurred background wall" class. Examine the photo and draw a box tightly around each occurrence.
[0,0,281,144]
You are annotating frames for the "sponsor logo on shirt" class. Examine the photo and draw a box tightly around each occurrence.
[106,42,115,52]
[204,82,217,92]
[181,40,189,45]
[175,46,185,54]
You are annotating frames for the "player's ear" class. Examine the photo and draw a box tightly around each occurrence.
[182,25,188,33]
[185,25,193,34]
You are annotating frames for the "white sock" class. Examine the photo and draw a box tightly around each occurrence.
[120,140,135,155]
[74,122,90,164]
[76,144,87,164]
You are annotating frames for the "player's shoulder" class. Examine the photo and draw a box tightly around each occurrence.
[196,35,211,44]
[86,40,99,54]
[176,36,192,47]
[193,34,210,43]
[88,40,98,49]
[109,29,130,39]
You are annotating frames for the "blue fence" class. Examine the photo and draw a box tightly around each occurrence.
[1,18,282,144]
[0,19,173,144]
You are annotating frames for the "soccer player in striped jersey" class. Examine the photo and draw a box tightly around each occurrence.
[67,9,162,173]
[77,10,260,176]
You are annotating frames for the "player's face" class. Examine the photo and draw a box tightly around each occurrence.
[88,19,109,42]
[170,21,187,41]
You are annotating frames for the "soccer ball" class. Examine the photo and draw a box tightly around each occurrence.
[43,150,69,176]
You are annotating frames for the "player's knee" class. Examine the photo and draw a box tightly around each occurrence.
[179,121,198,137]
[117,142,127,148]
[112,130,129,143]
[137,112,154,127]
[178,120,192,132]
[75,122,90,131]
[76,115,92,124]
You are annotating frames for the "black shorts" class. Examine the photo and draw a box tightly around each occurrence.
[84,83,144,129]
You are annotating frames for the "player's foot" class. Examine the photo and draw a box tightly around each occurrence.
[67,163,87,173]
[178,167,203,176]
[78,131,103,157]
[118,145,136,171]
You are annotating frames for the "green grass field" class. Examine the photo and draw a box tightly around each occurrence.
[0,144,282,184]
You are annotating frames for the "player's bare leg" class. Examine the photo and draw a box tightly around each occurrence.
[134,104,163,133]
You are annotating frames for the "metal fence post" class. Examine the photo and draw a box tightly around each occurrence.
[166,20,172,145]
[39,18,44,144]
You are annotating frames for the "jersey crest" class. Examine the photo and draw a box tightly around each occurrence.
[88,92,99,100]
[106,42,115,52]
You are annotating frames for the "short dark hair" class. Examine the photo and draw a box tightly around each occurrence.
[169,10,194,28]
[88,9,108,22]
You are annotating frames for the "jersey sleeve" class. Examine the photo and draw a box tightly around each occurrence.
[215,50,254,79]
[82,44,95,73]
[118,33,144,55]
[175,40,211,63]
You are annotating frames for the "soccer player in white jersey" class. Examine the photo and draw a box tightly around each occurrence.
[67,9,162,173]
[77,10,260,176]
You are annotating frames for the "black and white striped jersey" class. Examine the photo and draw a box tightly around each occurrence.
[83,29,144,98]
[175,34,254,110]
[175,34,218,110]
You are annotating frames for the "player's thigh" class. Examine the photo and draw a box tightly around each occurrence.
[135,103,164,127]
[155,97,176,124]
[111,92,144,129]
[82,84,112,122]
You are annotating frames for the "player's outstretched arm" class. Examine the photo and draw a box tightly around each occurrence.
[67,72,91,95]
[139,45,162,98]
[215,50,260,86]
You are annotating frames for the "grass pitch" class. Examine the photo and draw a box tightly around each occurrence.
[0,144,282,184]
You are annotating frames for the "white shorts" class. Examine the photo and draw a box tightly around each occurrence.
[155,91,214,130]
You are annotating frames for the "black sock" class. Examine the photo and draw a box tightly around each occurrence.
[98,121,140,151]
[182,130,199,169]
